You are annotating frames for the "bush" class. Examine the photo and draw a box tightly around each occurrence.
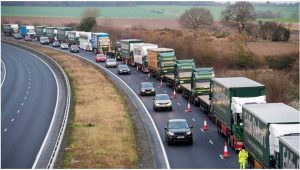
[272,25,291,42]
[258,21,278,40]
[266,53,298,70]
[231,51,262,69]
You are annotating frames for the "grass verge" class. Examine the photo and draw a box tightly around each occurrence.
[11,41,139,168]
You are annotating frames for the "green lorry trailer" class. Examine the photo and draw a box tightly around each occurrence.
[279,135,299,169]
[210,77,267,151]
[147,48,176,79]
[35,26,46,40]
[57,27,74,43]
[243,103,300,168]
[119,39,144,64]
[45,27,57,43]
[3,24,19,36]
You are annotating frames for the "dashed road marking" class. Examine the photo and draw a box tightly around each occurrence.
[11,118,15,122]
[177,102,180,106]
[26,91,29,94]
[200,128,204,132]
[219,155,224,159]
[24,96,27,100]
[192,118,196,122]
[209,140,213,144]
[4,128,7,132]
[17,110,20,113]
[21,102,24,106]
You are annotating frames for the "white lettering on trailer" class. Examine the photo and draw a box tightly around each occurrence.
[283,146,299,169]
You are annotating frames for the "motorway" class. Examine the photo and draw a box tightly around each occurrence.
[17,39,240,168]
[1,44,58,168]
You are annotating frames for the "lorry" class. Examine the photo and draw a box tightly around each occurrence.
[35,26,46,40]
[114,41,122,61]
[2,24,19,36]
[243,103,300,168]
[119,39,144,64]
[164,59,195,92]
[91,33,111,54]
[181,68,215,109]
[210,77,266,151]
[133,43,158,73]
[147,48,176,79]
[45,27,57,42]
[279,135,299,169]
[57,27,74,43]
[79,32,92,51]
[19,25,35,38]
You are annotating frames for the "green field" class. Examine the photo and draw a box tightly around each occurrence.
[1,5,299,22]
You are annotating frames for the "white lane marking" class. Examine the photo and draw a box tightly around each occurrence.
[177,102,180,106]
[192,118,196,122]
[56,49,171,169]
[11,118,15,122]
[219,155,224,159]
[3,44,60,169]
[28,86,30,89]
[17,110,20,113]
[21,102,24,106]
[209,140,213,144]
[26,91,29,94]
[201,128,204,132]
[24,96,27,100]
[29,74,31,77]
[4,128,7,132]
[1,59,7,87]
[29,82,31,85]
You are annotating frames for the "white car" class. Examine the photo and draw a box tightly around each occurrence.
[60,43,69,49]
[105,58,117,68]
[153,94,172,111]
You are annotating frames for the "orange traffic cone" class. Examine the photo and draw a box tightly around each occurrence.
[203,119,208,130]
[172,89,177,98]
[223,142,229,158]
[186,99,192,112]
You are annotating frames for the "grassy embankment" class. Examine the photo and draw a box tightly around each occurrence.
[12,41,139,168]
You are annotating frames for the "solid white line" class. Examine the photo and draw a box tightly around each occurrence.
[209,140,213,144]
[1,59,7,88]
[59,49,170,169]
[3,44,60,169]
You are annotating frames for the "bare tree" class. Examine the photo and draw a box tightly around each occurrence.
[221,1,256,33]
[178,7,214,30]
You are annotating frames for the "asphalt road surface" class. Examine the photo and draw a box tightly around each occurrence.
[8,39,240,168]
[1,44,58,168]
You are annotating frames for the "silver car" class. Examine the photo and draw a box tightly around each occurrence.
[60,43,69,49]
[105,58,117,68]
[153,94,172,111]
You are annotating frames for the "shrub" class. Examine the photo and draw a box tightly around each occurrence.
[266,53,298,70]
[231,51,262,69]
[272,25,291,42]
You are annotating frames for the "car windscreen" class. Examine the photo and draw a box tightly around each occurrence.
[71,46,78,49]
[119,65,128,69]
[156,95,169,100]
[168,122,189,129]
[107,59,115,62]
[142,83,153,88]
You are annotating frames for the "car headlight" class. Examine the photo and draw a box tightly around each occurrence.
[141,89,145,92]
[167,131,174,135]
[151,89,155,92]
[186,131,192,135]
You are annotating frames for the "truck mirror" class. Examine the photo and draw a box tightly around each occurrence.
[190,126,193,129]
[164,127,167,130]
[152,98,155,101]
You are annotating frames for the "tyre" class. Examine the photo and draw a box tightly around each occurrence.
[189,139,193,145]
[169,107,172,111]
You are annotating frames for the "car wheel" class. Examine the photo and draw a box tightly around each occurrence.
[169,107,172,111]
[189,139,193,145]
[153,106,157,112]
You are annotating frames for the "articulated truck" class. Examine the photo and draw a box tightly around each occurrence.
[115,41,122,61]
[243,103,300,168]
[57,27,74,43]
[20,25,35,38]
[79,32,92,51]
[120,39,144,64]
[279,135,299,169]
[35,26,46,40]
[147,48,176,79]
[181,68,215,110]
[45,27,57,42]
[164,59,195,92]
[133,43,158,73]
[210,77,266,151]
[91,32,111,54]
[2,24,19,36]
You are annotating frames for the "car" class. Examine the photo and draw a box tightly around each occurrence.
[105,58,117,68]
[52,41,60,47]
[40,37,50,45]
[14,34,23,39]
[60,43,69,49]
[106,52,116,59]
[24,35,32,41]
[152,94,172,111]
[117,64,130,75]
[139,82,155,96]
[95,54,107,62]
[165,119,193,145]
[70,45,80,53]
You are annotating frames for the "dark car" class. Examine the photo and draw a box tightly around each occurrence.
[153,94,172,111]
[139,82,155,96]
[14,34,23,39]
[117,64,130,75]
[70,45,80,53]
[24,35,32,41]
[106,52,116,59]
[52,41,60,47]
[165,119,193,145]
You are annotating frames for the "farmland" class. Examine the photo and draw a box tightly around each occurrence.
[1,5,299,22]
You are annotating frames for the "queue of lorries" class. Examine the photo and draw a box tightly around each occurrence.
[3,23,299,169]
